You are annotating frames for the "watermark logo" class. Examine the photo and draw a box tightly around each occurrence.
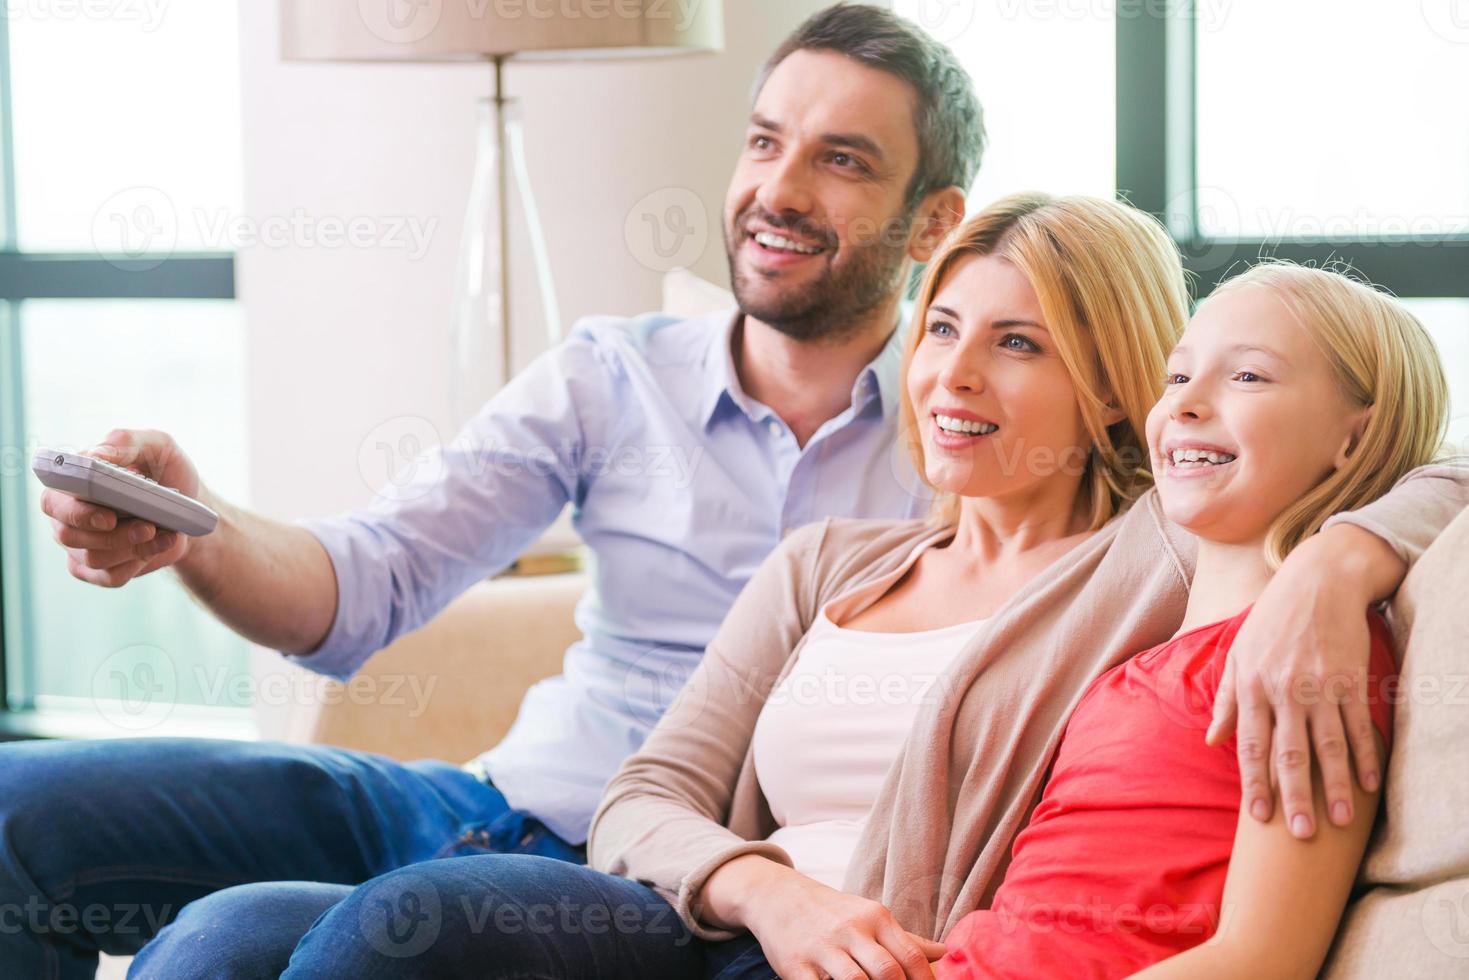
[1425,890,1469,960]
[358,415,447,503]
[621,646,704,730]
[358,872,443,959]
[90,186,438,271]
[91,643,177,730]
[894,0,976,43]
[358,0,443,44]
[4,0,170,30]
[624,187,708,273]
[91,186,178,272]
[1422,0,1469,44]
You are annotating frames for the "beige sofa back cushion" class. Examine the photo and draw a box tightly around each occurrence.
[1323,506,1469,975]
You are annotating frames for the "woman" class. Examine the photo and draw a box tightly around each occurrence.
[264,194,1463,979]
[935,261,1447,977]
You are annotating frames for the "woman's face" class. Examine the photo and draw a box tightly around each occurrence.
[906,254,1094,503]
[1145,284,1368,544]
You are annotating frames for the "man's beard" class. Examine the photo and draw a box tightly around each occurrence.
[725,205,915,344]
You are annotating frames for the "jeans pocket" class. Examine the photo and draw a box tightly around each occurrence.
[434,811,583,863]
[434,816,515,859]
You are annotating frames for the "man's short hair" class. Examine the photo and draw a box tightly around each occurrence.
[755,3,986,206]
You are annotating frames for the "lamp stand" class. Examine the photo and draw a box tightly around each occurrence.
[449,56,562,429]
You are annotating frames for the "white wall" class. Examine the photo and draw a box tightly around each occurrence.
[235,0,853,735]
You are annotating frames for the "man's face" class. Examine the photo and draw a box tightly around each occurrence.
[724,49,925,343]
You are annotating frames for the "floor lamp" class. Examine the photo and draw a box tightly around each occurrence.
[279,0,724,428]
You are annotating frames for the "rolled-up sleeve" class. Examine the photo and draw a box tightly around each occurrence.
[284,328,615,680]
[1322,454,1469,568]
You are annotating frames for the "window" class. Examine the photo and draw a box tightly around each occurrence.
[0,4,252,735]
[914,0,1116,203]
[1194,3,1469,240]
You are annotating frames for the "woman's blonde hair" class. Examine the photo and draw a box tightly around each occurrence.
[899,192,1190,530]
[1210,262,1450,567]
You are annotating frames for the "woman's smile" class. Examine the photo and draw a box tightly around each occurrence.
[930,410,1001,451]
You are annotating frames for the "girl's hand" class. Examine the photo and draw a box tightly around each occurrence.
[742,863,946,980]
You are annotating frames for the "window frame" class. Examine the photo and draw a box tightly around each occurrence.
[1115,6,1469,300]
[0,14,241,738]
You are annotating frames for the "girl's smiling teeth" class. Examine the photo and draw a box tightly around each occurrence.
[935,414,999,436]
[1168,447,1237,468]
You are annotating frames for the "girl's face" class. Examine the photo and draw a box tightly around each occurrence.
[906,254,1094,503]
[1146,285,1370,544]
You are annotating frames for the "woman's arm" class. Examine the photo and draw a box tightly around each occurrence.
[1129,733,1386,980]
[1210,457,1468,837]
[585,521,829,940]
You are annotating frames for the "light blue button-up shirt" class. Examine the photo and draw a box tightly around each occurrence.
[288,309,931,843]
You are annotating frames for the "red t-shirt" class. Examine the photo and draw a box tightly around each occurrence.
[935,606,1397,979]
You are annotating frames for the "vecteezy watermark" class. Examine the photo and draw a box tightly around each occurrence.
[1425,890,1469,960]
[90,186,438,270]
[88,643,439,728]
[895,0,1233,39]
[355,0,708,46]
[1258,208,1469,243]
[92,644,177,731]
[351,872,694,963]
[359,872,443,959]
[892,0,977,43]
[998,0,1232,31]
[1146,661,1469,735]
[621,646,702,729]
[1173,184,1469,245]
[989,893,1220,937]
[624,186,709,274]
[3,0,169,30]
[0,897,175,937]
[1421,0,1469,45]
[455,893,692,942]
[194,666,440,717]
[356,415,704,503]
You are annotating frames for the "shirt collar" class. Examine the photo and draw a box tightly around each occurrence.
[700,313,905,431]
[699,312,757,428]
[862,322,904,418]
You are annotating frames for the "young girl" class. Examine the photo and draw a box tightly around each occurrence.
[935,263,1450,978]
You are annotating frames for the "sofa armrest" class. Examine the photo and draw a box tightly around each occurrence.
[305,573,587,765]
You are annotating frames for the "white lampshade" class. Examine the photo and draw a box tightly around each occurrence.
[280,0,724,63]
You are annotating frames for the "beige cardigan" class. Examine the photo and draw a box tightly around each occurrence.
[587,466,1468,943]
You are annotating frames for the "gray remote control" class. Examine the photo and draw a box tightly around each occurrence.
[32,447,218,536]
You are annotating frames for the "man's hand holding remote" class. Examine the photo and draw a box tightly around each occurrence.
[39,428,200,588]
[37,426,339,656]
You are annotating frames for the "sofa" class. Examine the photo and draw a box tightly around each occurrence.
[303,507,1469,976]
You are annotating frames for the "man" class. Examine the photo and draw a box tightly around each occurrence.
[3,6,981,976]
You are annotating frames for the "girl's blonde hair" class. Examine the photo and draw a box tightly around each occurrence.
[899,192,1191,530]
[1210,262,1450,567]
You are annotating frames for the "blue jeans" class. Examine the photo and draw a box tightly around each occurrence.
[257,856,773,979]
[0,740,584,975]
[0,737,773,979]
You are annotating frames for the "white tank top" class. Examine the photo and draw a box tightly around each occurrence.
[750,601,987,891]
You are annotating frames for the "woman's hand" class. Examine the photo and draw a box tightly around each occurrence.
[1207,524,1402,839]
[703,855,945,980]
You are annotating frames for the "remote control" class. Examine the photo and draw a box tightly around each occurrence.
[31,447,219,537]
